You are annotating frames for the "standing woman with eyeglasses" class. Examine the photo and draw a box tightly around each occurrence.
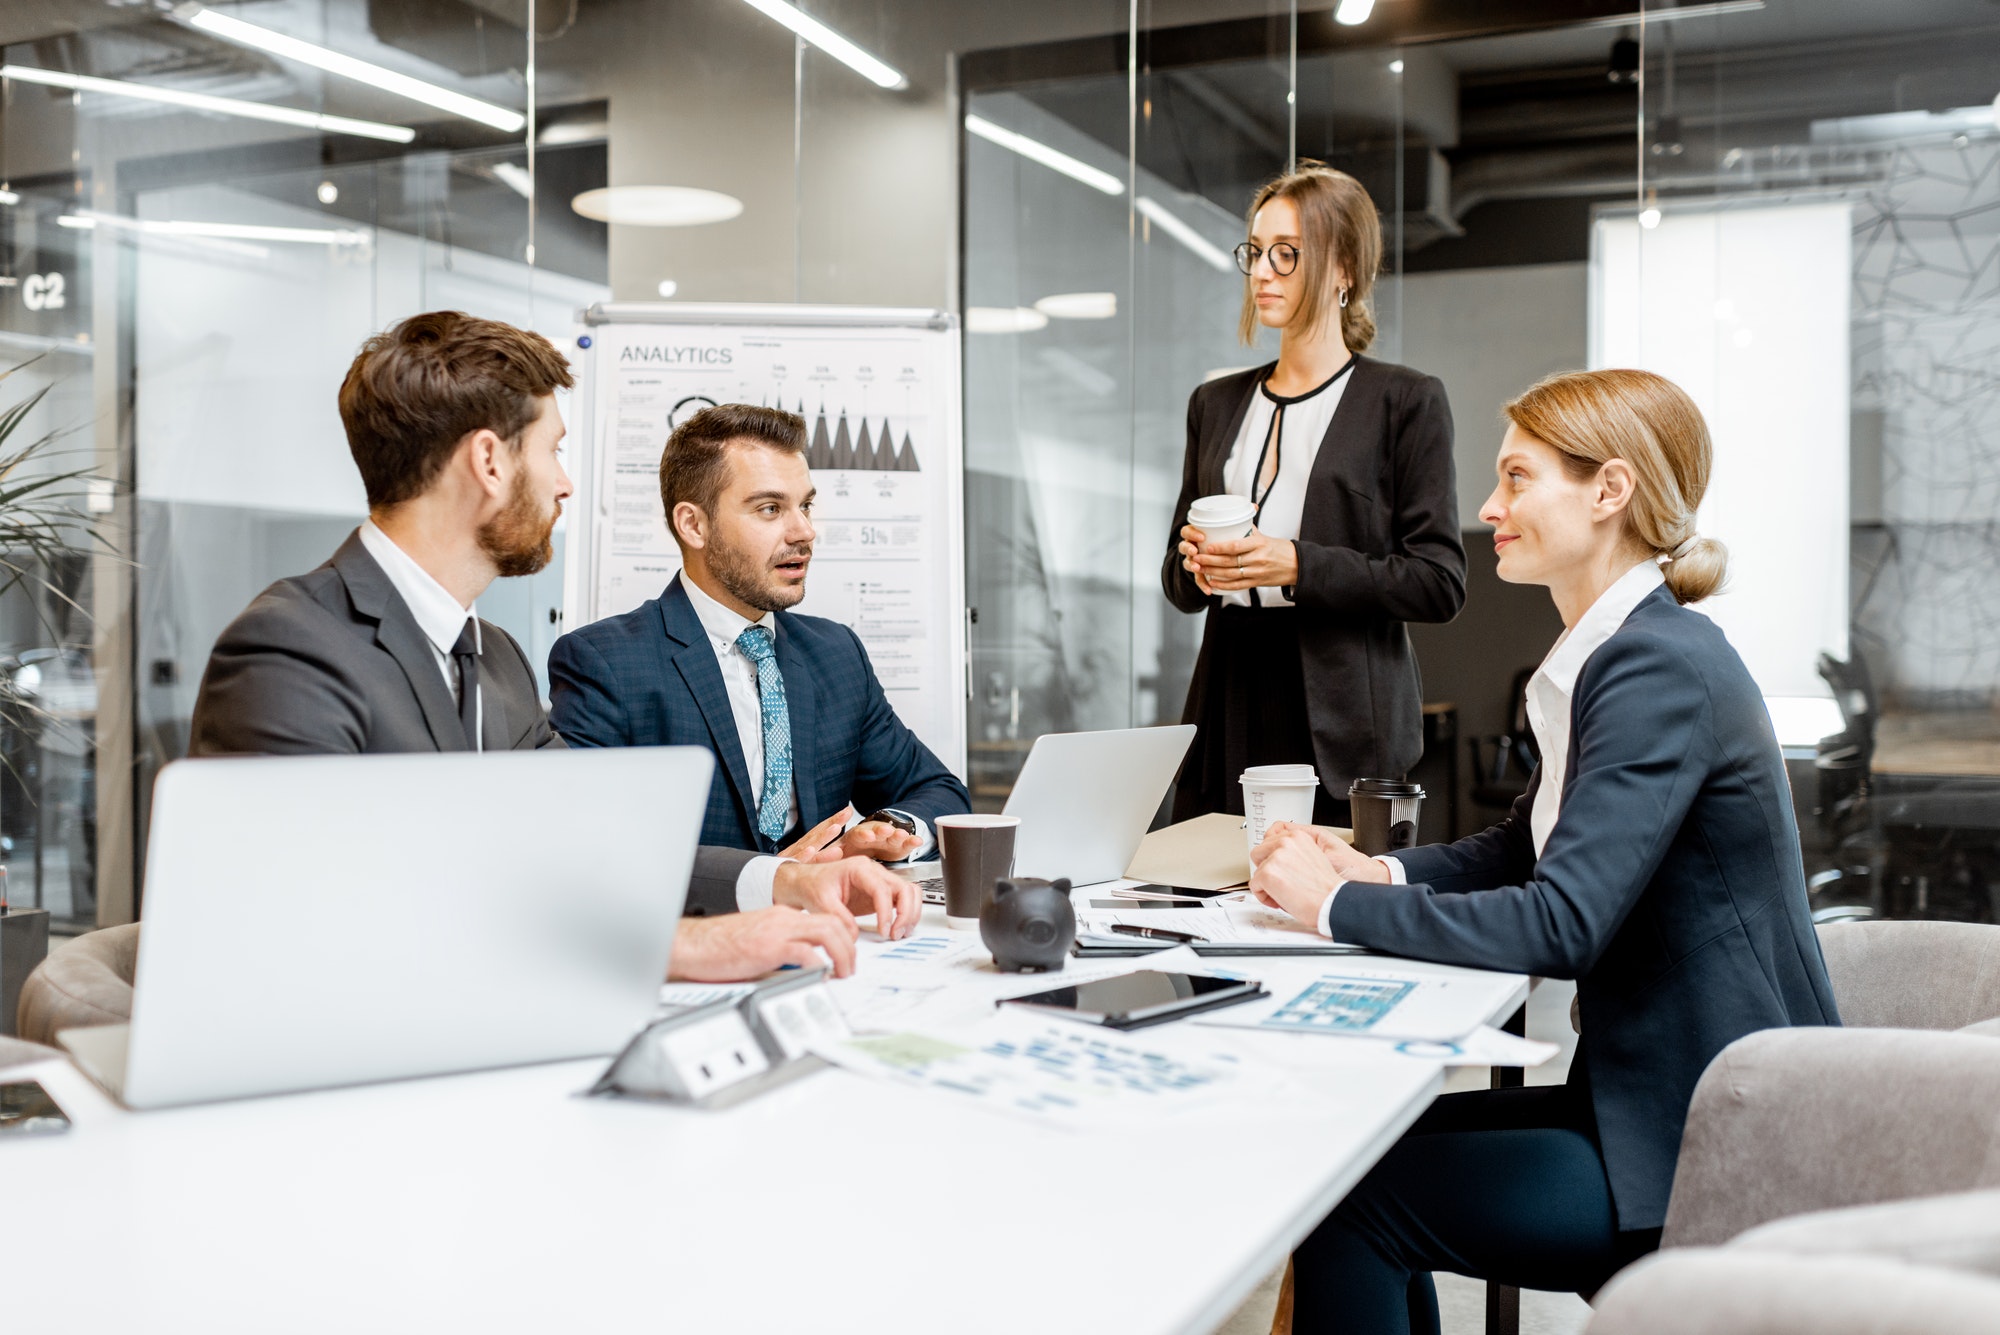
[1164,162,1466,826]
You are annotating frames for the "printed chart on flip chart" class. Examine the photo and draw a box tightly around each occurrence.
[567,304,967,773]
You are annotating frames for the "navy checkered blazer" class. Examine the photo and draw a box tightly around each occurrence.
[547,574,969,855]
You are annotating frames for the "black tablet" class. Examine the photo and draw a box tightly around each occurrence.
[999,970,1265,1030]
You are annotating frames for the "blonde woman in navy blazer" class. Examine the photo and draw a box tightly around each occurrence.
[1249,369,1839,1333]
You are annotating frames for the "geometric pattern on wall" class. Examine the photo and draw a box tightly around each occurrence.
[1850,140,2000,705]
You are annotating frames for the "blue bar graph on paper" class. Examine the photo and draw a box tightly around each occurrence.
[1260,976,1417,1032]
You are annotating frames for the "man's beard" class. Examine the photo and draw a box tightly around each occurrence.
[478,470,559,578]
[709,534,812,614]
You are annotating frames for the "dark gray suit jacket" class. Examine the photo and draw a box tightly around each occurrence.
[188,530,756,913]
[1163,356,1466,789]
[1327,586,1840,1232]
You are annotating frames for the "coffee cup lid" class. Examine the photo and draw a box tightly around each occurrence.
[1347,778,1425,798]
[1189,495,1256,521]
[1242,763,1316,778]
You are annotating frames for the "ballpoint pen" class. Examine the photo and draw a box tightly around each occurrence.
[1109,923,1205,944]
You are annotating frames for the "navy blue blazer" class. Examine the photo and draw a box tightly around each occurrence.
[1327,584,1840,1233]
[547,575,969,855]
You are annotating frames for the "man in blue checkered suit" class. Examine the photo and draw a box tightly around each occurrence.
[548,404,969,869]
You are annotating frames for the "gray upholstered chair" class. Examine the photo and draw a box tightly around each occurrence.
[1662,1027,2000,1248]
[1582,1028,2000,1333]
[1587,1234,2000,1334]
[1816,920,2000,1031]
[15,923,141,1046]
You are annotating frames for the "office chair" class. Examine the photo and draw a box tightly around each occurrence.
[1467,666,1539,815]
[1809,653,1882,920]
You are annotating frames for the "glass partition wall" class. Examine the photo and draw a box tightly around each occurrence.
[961,0,2000,925]
[3,0,1999,928]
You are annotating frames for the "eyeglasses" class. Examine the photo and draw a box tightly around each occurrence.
[1234,241,1300,277]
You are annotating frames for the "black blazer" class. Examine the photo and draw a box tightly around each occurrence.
[1162,356,1466,788]
[188,530,759,914]
[1326,585,1840,1232]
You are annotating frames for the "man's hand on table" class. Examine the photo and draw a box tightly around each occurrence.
[773,855,921,940]
[668,908,858,980]
[1247,821,1391,929]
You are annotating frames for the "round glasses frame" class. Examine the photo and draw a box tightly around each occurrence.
[1234,241,1301,277]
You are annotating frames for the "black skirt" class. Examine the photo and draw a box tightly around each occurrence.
[1173,604,1349,826]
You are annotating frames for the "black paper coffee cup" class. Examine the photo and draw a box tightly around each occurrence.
[1347,778,1425,856]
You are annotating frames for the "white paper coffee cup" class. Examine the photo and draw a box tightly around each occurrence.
[1187,494,1257,542]
[1241,770,1320,853]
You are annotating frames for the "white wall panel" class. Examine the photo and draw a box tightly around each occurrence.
[1591,201,1851,701]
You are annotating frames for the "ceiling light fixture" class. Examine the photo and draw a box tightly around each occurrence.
[315,180,339,205]
[965,306,1049,335]
[657,280,678,298]
[491,163,534,200]
[1574,1,1764,30]
[177,4,525,133]
[734,0,905,90]
[964,116,1124,196]
[1033,291,1117,320]
[1335,0,1376,24]
[58,210,365,246]
[1,64,414,143]
[570,186,744,227]
[0,189,18,205]
[1135,196,1234,273]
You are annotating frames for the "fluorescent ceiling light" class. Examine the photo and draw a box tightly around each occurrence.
[734,0,904,90]
[1033,291,1117,320]
[1,64,413,143]
[1335,0,1375,24]
[571,186,744,227]
[1135,196,1235,273]
[964,116,1124,196]
[965,306,1049,335]
[1571,1,1763,30]
[177,5,524,133]
[491,162,533,199]
[59,210,364,246]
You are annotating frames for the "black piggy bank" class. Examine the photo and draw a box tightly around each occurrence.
[980,877,1076,972]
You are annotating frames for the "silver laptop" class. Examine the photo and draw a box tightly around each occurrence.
[61,747,713,1110]
[911,726,1196,897]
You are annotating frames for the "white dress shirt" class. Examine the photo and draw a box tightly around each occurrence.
[1314,560,1669,938]
[358,520,481,748]
[680,574,935,868]
[1217,365,1353,608]
[1522,560,1666,856]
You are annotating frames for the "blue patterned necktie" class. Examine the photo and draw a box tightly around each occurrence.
[734,624,793,841]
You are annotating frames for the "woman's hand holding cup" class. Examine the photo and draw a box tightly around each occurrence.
[1193,529,1300,592]
[1179,524,1217,596]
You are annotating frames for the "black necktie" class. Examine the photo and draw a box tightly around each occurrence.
[451,621,480,751]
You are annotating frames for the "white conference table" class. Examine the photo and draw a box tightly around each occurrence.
[6,890,1527,1335]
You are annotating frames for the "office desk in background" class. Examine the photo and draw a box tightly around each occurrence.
[6,902,1526,1335]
